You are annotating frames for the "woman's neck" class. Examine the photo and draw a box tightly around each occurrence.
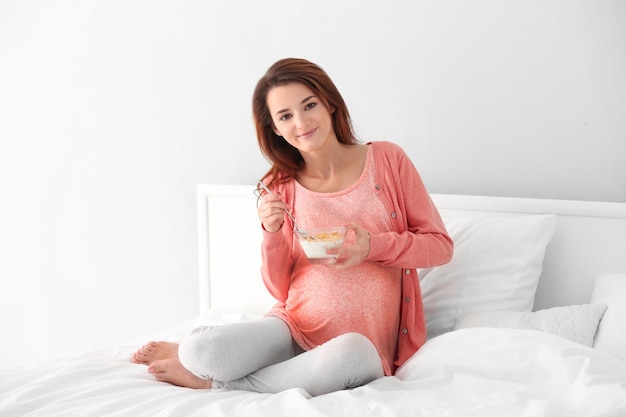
[296,143,368,193]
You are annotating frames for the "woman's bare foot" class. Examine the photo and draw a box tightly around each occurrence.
[132,341,179,365]
[149,358,213,389]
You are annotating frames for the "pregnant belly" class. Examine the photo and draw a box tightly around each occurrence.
[285,263,401,346]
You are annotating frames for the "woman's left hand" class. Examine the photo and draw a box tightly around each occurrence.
[327,222,370,270]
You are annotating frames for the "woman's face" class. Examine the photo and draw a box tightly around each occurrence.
[266,82,336,154]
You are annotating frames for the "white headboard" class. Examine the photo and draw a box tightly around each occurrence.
[197,184,626,315]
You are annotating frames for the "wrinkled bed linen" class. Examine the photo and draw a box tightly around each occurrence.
[1,311,625,417]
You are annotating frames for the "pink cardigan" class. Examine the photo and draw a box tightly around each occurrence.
[260,141,454,371]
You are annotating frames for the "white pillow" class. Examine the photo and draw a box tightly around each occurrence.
[454,304,607,346]
[591,273,626,360]
[419,214,556,339]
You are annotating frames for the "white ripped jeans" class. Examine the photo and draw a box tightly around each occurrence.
[177,317,384,397]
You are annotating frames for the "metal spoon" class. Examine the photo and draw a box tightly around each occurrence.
[257,181,304,234]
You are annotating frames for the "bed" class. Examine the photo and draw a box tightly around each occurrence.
[1,183,626,417]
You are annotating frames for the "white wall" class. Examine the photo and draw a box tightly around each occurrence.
[0,0,624,368]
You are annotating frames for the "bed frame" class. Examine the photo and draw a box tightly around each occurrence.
[197,184,626,315]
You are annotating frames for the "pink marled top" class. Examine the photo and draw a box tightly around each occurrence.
[272,146,401,375]
[261,141,454,373]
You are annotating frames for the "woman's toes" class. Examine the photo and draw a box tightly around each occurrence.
[131,341,178,365]
[132,348,148,364]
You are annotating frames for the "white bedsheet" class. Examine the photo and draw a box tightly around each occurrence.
[1,311,625,417]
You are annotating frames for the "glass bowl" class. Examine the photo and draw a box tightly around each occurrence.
[295,227,348,264]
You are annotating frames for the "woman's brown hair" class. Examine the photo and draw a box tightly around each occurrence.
[253,58,359,186]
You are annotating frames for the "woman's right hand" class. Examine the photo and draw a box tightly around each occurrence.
[257,193,286,233]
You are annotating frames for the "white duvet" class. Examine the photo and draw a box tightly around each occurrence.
[1,311,625,417]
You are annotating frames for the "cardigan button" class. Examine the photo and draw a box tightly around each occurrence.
[405,297,410,302]
[375,184,381,190]
[391,212,397,218]
[402,328,408,334]
[405,269,411,275]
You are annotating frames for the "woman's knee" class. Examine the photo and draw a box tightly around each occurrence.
[322,333,384,382]
[331,333,377,357]
[178,325,233,380]
[179,319,293,382]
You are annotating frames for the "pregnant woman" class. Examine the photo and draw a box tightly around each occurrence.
[133,58,453,397]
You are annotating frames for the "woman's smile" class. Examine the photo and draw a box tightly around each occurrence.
[299,128,318,139]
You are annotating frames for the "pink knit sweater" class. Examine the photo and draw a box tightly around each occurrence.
[261,141,453,372]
